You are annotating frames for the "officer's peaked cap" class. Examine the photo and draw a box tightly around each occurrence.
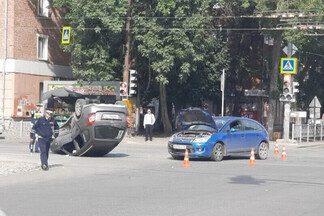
[45,109,54,114]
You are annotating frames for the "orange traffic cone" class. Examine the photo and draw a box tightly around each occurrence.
[280,145,288,160]
[182,149,191,167]
[273,143,279,155]
[249,148,256,165]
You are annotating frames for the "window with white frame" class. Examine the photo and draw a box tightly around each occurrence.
[37,34,48,61]
[38,0,50,17]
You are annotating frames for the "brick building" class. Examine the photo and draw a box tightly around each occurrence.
[0,0,73,120]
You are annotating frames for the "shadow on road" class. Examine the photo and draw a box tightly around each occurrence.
[49,164,64,168]
[104,153,129,158]
[167,155,250,162]
[229,175,266,185]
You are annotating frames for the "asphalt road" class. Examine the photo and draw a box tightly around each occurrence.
[1,136,324,216]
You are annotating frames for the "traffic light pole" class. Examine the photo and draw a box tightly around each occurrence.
[122,0,132,100]
[283,101,291,139]
[283,42,293,140]
[221,69,225,117]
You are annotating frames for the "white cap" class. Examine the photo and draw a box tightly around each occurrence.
[45,109,54,114]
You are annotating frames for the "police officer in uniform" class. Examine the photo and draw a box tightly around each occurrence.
[30,103,43,152]
[30,109,59,171]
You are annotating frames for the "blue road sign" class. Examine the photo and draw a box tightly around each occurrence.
[61,26,71,44]
[280,58,297,74]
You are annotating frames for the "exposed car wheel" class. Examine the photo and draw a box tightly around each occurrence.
[210,143,224,161]
[256,142,268,160]
[75,99,86,119]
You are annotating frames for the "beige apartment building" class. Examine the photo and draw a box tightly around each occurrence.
[0,0,73,120]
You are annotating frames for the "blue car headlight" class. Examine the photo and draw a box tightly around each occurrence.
[193,135,211,143]
[169,135,175,142]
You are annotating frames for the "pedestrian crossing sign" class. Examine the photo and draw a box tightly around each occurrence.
[61,26,71,44]
[280,58,297,74]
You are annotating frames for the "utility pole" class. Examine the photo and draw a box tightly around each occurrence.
[122,0,132,99]
[2,0,8,124]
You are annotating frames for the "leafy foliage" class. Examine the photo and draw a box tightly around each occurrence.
[52,0,128,82]
[51,0,324,132]
[132,0,230,107]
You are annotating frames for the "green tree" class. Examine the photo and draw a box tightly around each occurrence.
[253,0,324,138]
[214,0,265,116]
[132,0,230,133]
[282,2,324,109]
[213,0,323,138]
[51,0,324,136]
[52,0,230,133]
[52,0,129,82]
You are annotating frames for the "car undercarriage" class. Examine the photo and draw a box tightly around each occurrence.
[50,100,129,156]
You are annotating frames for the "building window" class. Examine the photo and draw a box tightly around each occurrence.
[38,0,49,17]
[37,34,48,61]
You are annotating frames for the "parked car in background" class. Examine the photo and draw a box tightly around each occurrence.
[168,107,269,161]
[51,99,129,156]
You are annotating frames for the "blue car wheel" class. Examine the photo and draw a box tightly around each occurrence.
[210,143,224,161]
[256,142,268,160]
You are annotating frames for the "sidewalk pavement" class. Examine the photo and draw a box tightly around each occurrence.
[124,135,324,150]
[275,138,324,148]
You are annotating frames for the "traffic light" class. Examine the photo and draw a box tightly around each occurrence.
[279,74,294,102]
[129,69,137,95]
[120,82,127,97]
[292,81,299,94]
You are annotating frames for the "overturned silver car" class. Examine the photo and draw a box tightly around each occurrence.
[50,99,129,156]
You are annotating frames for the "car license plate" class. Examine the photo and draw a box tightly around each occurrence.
[102,114,120,120]
[173,144,187,150]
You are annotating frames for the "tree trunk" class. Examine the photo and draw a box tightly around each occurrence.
[267,32,282,140]
[160,83,172,134]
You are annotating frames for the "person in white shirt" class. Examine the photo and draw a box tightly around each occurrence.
[143,109,156,141]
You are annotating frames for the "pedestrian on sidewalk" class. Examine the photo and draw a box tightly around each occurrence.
[143,109,155,141]
[30,109,59,171]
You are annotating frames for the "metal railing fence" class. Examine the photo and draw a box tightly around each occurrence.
[2,119,31,138]
[292,123,324,142]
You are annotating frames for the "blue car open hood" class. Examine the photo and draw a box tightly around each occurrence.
[179,107,216,130]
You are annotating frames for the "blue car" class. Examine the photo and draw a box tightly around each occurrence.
[168,108,269,161]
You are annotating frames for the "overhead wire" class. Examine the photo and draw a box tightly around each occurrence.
[4,8,323,32]
[16,13,324,20]
[3,25,323,32]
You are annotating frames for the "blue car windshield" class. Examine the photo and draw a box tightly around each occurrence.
[213,119,230,132]
[187,124,217,132]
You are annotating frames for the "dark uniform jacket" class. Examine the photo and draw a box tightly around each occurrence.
[30,116,59,139]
